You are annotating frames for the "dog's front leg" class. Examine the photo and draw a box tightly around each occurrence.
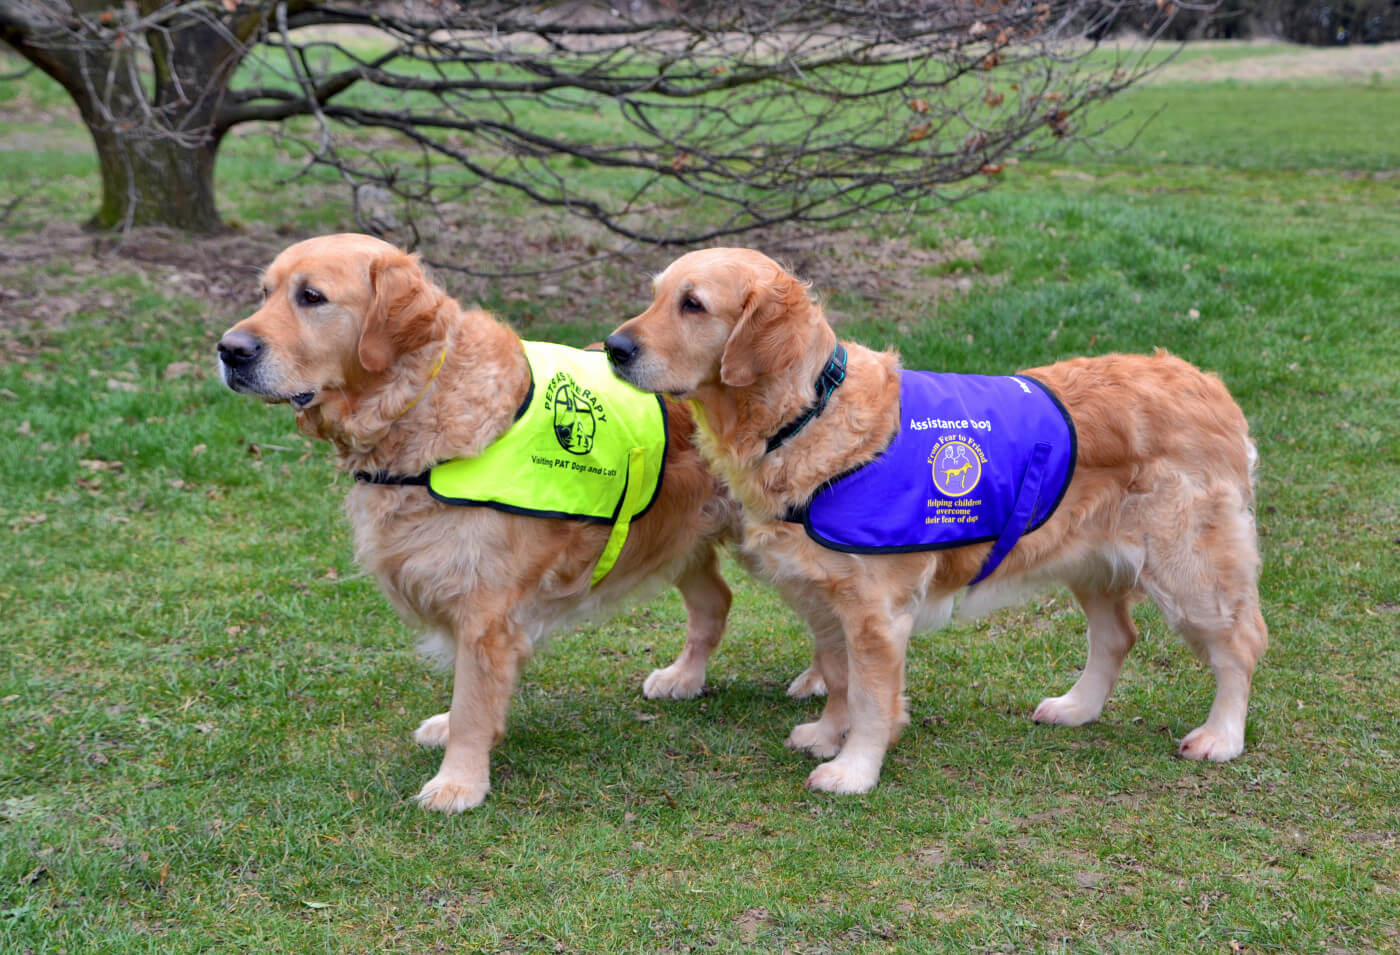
[415,613,527,813]
[805,607,912,795]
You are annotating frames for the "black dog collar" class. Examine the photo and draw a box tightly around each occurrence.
[354,469,429,486]
[764,343,848,454]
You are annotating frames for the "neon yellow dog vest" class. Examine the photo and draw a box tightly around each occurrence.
[357,341,667,585]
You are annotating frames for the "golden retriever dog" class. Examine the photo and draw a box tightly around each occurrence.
[605,247,1268,795]
[216,234,822,812]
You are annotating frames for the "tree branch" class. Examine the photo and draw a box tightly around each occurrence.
[216,49,396,130]
[3,0,1200,246]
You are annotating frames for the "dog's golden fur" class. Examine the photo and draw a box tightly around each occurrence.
[607,247,1269,795]
[217,234,819,812]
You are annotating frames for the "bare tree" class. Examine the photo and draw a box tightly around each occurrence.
[0,1,1192,242]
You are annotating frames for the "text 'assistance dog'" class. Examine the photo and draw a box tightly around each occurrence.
[605,247,1268,796]
[215,234,822,812]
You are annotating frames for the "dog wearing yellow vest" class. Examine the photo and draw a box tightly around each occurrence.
[216,234,821,812]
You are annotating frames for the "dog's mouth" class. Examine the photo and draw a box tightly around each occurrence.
[228,374,318,409]
[606,360,635,386]
[609,361,694,400]
[218,340,322,410]
[253,390,316,408]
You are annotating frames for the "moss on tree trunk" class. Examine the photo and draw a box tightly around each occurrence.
[87,122,224,234]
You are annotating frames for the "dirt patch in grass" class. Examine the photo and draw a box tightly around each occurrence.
[0,212,990,345]
[384,191,990,326]
[0,223,283,348]
[1153,40,1400,83]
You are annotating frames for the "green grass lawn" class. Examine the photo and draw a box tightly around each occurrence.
[2,42,1399,953]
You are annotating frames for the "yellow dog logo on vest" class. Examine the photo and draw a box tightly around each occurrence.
[929,438,985,497]
[942,462,974,485]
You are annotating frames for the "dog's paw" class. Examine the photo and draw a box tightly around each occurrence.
[413,712,451,748]
[1032,694,1101,727]
[642,663,705,700]
[806,757,879,795]
[786,666,827,699]
[1177,725,1244,762]
[415,772,490,813]
[786,720,844,759]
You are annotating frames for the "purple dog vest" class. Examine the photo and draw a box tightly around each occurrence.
[788,370,1076,586]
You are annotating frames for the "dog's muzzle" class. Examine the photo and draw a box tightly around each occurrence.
[216,330,314,407]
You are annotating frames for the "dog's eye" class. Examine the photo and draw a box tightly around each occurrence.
[298,287,326,307]
[680,294,704,313]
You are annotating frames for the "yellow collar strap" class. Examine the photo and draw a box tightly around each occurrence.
[394,346,447,420]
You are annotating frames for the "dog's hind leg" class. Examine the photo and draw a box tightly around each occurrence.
[781,577,828,699]
[414,712,451,748]
[786,604,849,759]
[643,547,732,700]
[1143,487,1268,762]
[1175,600,1267,762]
[785,663,827,700]
[1033,590,1140,727]
[412,629,457,747]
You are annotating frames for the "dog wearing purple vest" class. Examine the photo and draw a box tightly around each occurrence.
[606,248,1269,796]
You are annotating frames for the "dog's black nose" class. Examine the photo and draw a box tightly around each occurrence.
[218,330,262,369]
[604,333,639,367]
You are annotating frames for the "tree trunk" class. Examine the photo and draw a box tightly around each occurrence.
[84,109,225,234]
[1,0,260,234]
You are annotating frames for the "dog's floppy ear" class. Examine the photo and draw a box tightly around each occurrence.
[358,252,445,374]
[719,269,811,388]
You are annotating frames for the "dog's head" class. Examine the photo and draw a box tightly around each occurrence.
[216,233,446,411]
[604,248,827,398]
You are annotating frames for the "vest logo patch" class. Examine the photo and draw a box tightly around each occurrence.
[546,370,608,455]
[929,437,985,498]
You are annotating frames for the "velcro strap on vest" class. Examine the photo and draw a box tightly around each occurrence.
[591,446,647,585]
[968,441,1052,586]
